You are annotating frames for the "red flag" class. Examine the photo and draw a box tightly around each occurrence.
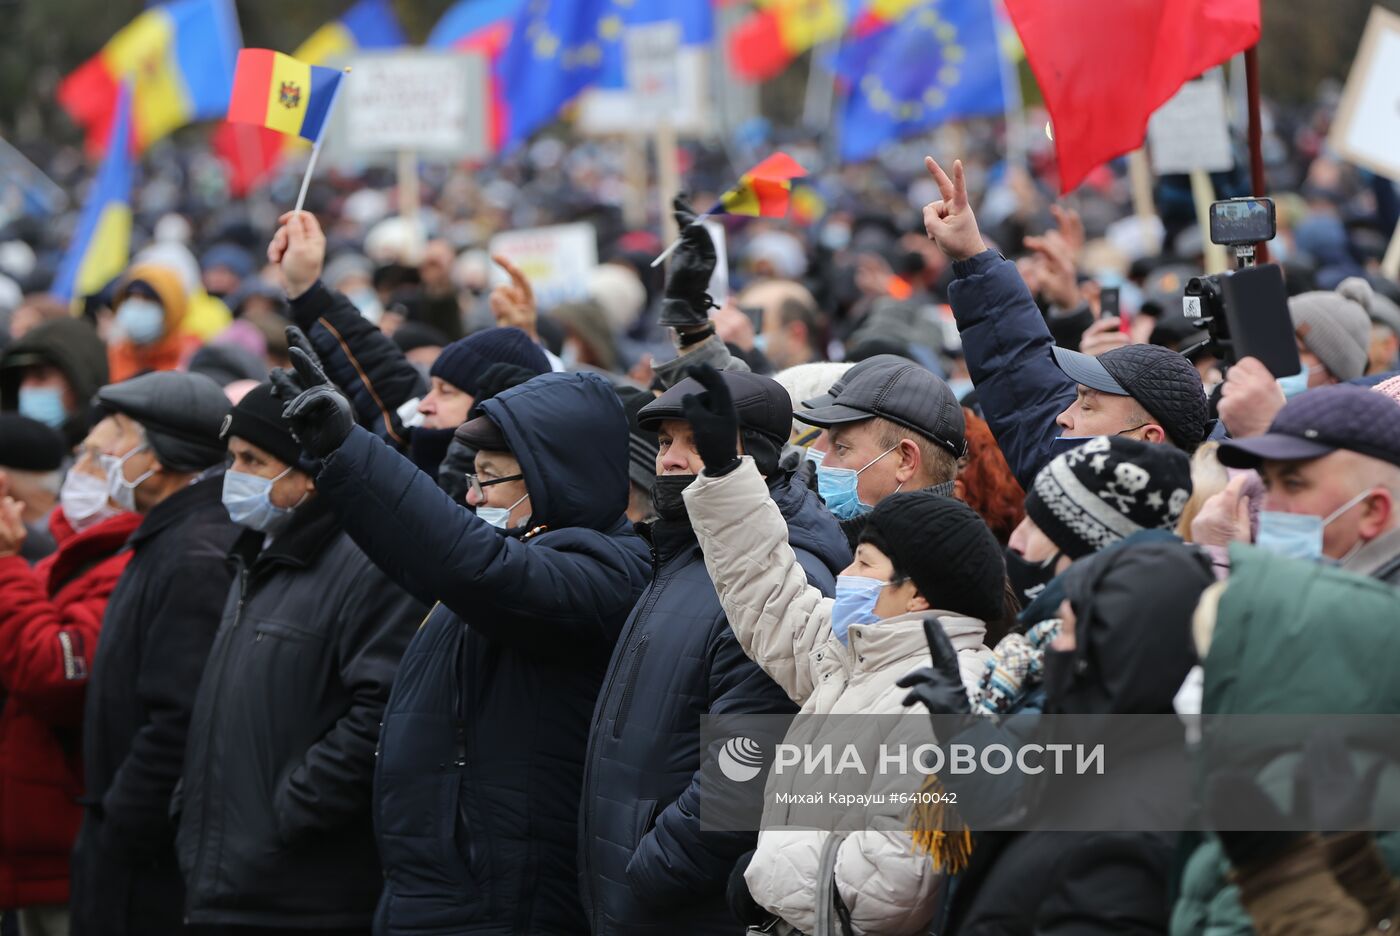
[1003,0,1260,193]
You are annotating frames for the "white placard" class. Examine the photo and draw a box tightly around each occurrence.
[341,52,490,158]
[625,21,682,121]
[577,46,712,135]
[1147,73,1235,175]
[1330,6,1400,181]
[703,219,728,309]
[489,223,599,309]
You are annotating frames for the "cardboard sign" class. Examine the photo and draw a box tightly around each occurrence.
[340,52,490,158]
[1147,72,1234,175]
[488,223,599,309]
[1330,6,1400,181]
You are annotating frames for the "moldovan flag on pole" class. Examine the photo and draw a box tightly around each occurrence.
[716,152,807,217]
[227,49,343,142]
[53,84,134,302]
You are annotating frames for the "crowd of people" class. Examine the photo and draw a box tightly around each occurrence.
[0,79,1398,936]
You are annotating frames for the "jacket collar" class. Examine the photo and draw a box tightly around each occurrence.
[229,494,342,574]
[129,472,225,547]
[636,517,697,564]
[46,508,142,587]
[844,609,986,673]
[1343,525,1400,582]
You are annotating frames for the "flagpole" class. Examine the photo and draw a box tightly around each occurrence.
[650,209,717,268]
[295,67,350,214]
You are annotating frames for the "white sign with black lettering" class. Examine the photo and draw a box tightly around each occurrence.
[1147,73,1234,175]
[341,52,489,158]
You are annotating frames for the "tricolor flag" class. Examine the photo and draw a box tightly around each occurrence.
[714,152,807,218]
[227,49,344,143]
[428,0,521,152]
[53,84,134,302]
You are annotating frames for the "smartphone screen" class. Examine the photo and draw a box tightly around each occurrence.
[1100,287,1120,320]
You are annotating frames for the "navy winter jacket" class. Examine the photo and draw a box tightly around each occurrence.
[314,372,652,935]
[578,472,850,935]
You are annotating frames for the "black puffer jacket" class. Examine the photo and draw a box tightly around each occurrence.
[70,474,240,936]
[313,372,652,935]
[579,472,849,935]
[175,497,426,928]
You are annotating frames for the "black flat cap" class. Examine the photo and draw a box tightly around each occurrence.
[1052,343,1208,451]
[801,353,909,409]
[795,359,965,457]
[0,414,66,472]
[638,370,793,444]
[96,371,231,472]
[1218,384,1400,469]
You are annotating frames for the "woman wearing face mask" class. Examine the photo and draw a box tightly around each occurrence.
[107,263,199,383]
[0,419,139,934]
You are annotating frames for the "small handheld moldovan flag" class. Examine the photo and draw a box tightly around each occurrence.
[651,152,807,267]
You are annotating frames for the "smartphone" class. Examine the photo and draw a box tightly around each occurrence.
[1209,197,1277,247]
[1220,263,1301,377]
[1099,285,1128,334]
[740,304,764,332]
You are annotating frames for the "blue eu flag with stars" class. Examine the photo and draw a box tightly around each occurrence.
[836,0,1008,161]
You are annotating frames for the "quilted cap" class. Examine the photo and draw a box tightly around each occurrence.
[1217,385,1400,469]
[1053,343,1208,452]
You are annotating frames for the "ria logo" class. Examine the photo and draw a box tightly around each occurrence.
[717,736,765,782]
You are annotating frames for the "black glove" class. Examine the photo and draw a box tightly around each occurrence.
[897,619,973,717]
[271,332,354,459]
[681,364,741,476]
[438,435,475,503]
[466,362,540,420]
[726,849,768,926]
[658,197,717,329]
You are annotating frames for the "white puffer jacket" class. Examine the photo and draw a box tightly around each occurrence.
[684,459,993,936]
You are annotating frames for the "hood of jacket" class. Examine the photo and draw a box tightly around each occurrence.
[478,370,629,533]
[768,469,851,579]
[0,317,109,427]
[1048,538,1211,715]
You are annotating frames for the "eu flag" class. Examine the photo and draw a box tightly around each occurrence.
[837,0,1007,161]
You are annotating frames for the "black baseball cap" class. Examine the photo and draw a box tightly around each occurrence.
[1217,384,1400,469]
[794,360,966,457]
[638,370,793,444]
[801,353,909,410]
[1052,343,1208,451]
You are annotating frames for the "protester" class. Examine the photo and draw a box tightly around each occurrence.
[174,383,426,934]
[616,385,660,523]
[0,419,138,936]
[69,371,239,936]
[1289,279,1374,388]
[270,347,650,935]
[677,365,1001,934]
[1212,385,1400,582]
[577,366,847,934]
[737,278,827,370]
[0,317,109,447]
[0,415,66,563]
[921,156,1210,488]
[106,263,199,382]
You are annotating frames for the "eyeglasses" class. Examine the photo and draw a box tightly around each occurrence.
[464,472,524,501]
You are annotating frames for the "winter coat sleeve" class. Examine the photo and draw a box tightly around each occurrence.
[318,425,638,655]
[0,554,113,725]
[948,250,1076,489]
[291,281,427,448]
[101,542,230,854]
[626,611,797,908]
[273,559,425,844]
[684,456,832,705]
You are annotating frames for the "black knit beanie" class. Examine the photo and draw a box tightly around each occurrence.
[223,381,304,467]
[861,492,1005,623]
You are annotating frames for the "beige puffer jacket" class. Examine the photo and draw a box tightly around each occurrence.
[684,459,993,935]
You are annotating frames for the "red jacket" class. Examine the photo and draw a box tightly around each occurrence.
[0,507,139,908]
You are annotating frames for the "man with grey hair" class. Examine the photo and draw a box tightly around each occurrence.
[0,414,67,562]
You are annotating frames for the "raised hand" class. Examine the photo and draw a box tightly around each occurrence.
[0,497,28,559]
[271,336,353,459]
[922,157,988,262]
[659,196,718,329]
[268,211,327,300]
[1022,229,1080,310]
[681,364,741,475]
[1219,356,1286,440]
[897,619,973,717]
[489,254,538,340]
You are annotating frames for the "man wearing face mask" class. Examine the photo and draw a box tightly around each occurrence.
[107,264,198,383]
[68,371,239,936]
[271,350,652,935]
[795,358,968,549]
[174,382,425,934]
[676,365,1001,934]
[577,367,846,935]
[0,316,109,448]
[1213,385,1400,583]
[0,417,138,936]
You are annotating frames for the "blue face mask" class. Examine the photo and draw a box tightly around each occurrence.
[830,575,889,645]
[804,447,826,467]
[1256,488,1372,562]
[1277,366,1310,399]
[222,466,299,533]
[817,445,898,521]
[476,492,529,530]
[948,378,975,401]
[116,298,165,345]
[19,386,67,428]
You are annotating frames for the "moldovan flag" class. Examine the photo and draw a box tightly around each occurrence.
[53,84,134,302]
[1003,0,1260,193]
[227,49,343,143]
[716,152,807,217]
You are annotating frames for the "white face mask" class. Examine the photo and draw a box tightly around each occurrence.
[477,492,529,530]
[60,469,120,531]
[103,445,155,513]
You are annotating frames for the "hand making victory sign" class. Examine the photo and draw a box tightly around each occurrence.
[921,156,989,263]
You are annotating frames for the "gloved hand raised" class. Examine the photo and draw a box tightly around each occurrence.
[270,326,354,458]
[681,364,741,476]
[897,619,974,717]
[658,197,717,329]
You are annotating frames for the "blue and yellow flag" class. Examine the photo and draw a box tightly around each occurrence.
[53,84,134,302]
[836,0,1007,160]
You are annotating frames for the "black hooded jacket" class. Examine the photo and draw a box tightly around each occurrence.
[942,541,1212,936]
[0,317,109,447]
[578,470,850,935]
[312,371,652,936]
